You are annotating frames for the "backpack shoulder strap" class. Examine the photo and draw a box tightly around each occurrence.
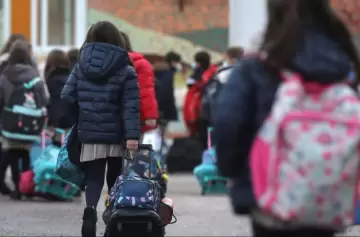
[24,77,41,89]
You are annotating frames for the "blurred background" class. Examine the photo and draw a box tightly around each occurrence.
[0,0,358,136]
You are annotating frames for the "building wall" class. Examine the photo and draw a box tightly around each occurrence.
[88,0,229,52]
[88,0,228,33]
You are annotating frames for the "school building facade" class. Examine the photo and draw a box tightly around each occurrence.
[0,0,358,54]
[0,0,87,54]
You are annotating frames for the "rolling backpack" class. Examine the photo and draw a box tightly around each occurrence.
[250,70,360,229]
[193,128,227,195]
[103,144,165,237]
[125,149,168,198]
[21,131,79,200]
[1,77,46,141]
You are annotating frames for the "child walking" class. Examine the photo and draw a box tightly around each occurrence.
[61,21,141,237]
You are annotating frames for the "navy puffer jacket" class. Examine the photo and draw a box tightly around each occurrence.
[214,30,352,214]
[61,42,141,144]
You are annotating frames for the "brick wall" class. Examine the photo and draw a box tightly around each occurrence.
[88,0,229,34]
[88,0,360,37]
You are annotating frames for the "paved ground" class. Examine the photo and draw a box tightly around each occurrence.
[0,174,359,236]
[0,174,250,236]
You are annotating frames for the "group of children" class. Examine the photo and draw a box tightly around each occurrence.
[0,21,166,237]
[0,35,80,199]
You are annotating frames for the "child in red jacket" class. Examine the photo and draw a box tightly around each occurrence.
[120,32,159,132]
[128,52,159,132]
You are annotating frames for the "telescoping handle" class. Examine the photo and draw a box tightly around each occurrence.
[124,144,154,178]
[207,127,213,150]
[41,128,66,149]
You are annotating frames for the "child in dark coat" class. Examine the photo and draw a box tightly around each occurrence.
[61,21,141,237]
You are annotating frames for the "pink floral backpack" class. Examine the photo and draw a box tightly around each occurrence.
[250,70,360,229]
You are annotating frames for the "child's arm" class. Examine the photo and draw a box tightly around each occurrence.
[123,67,141,141]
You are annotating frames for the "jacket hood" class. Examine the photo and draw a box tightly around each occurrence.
[4,64,39,84]
[152,61,170,71]
[79,42,130,81]
[289,30,351,83]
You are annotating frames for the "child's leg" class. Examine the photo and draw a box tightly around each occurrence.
[84,159,107,207]
[0,147,11,195]
[82,159,107,237]
[7,150,20,190]
[106,157,122,191]
[3,149,23,199]
[19,149,30,172]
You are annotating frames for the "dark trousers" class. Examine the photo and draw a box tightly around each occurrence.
[252,221,336,237]
[0,149,30,191]
[84,157,122,207]
[0,143,3,185]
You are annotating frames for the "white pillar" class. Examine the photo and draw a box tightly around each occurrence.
[229,0,267,51]
[3,0,11,42]
[64,0,72,45]
[75,0,87,48]
[40,0,48,51]
[30,0,38,48]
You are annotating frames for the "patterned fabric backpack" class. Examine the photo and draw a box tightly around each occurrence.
[250,71,360,229]
[55,126,84,187]
[108,175,161,211]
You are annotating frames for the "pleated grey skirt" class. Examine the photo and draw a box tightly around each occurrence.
[80,144,124,162]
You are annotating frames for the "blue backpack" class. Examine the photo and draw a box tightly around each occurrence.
[103,145,162,224]
[1,77,46,142]
[55,126,84,187]
[109,175,161,212]
[30,133,79,200]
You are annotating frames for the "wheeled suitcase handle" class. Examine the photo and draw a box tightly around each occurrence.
[138,144,153,151]
[123,143,154,179]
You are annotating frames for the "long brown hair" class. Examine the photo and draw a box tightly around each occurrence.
[44,49,70,79]
[1,34,26,55]
[7,40,32,66]
[260,0,360,86]
[67,48,79,65]
[120,31,133,52]
[81,21,134,66]
[83,21,126,48]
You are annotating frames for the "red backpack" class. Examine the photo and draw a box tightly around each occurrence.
[183,65,218,136]
[183,81,203,136]
[19,170,35,195]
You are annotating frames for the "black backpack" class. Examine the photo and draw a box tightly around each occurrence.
[200,66,234,125]
[2,77,46,141]
[166,137,202,173]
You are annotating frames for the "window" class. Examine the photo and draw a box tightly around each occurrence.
[0,0,3,45]
[47,0,75,45]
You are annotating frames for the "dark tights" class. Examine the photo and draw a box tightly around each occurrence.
[252,221,336,237]
[84,157,122,207]
[0,149,30,191]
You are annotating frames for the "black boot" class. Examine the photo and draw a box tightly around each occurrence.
[0,183,11,195]
[82,206,97,237]
[10,190,22,200]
